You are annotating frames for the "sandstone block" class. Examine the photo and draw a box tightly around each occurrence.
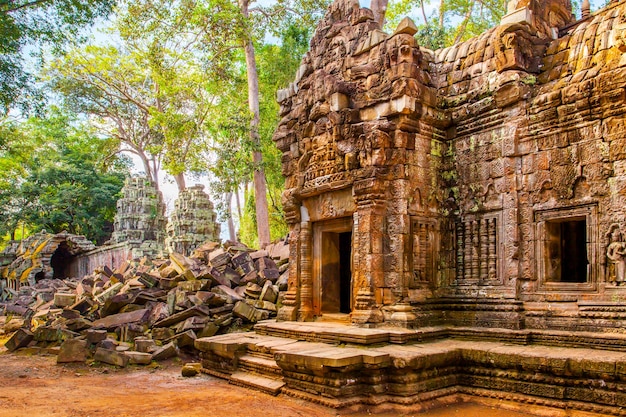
[152,342,179,361]
[124,351,153,365]
[135,337,158,353]
[3,328,33,352]
[57,339,88,363]
[86,329,107,345]
[94,347,129,367]
[53,292,76,308]
[233,301,258,323]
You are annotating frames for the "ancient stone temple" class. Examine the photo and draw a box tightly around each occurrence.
[165,184,221,255]
[273,0,626,332]
[110,177,167,248]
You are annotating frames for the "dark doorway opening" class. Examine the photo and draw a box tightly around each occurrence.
[50,242,73,279]
[338,231,352,314]
[545,218,588,283]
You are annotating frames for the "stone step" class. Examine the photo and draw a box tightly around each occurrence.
[229,371,285,395]
[238,354,282,377]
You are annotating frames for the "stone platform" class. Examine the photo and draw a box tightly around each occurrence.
[195,320,626,415]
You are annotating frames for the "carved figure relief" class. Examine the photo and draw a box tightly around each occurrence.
[607,224,626,284]
[302,117,347,193]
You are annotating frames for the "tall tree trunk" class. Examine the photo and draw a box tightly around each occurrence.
[370,0,388,27]
[420,0,428,25]
[138,152,156,186]
[225,191,237,242]
[439,0,445,28]
[174,172,186,191]
[452,2,474,44]
[239,0,271,249]
[235,184,243,220]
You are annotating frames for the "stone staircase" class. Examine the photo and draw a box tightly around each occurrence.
[195,320,626,414]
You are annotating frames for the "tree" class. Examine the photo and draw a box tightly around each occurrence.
[47,22,219,192]
[0,108,129,244]
[0,0,115,115]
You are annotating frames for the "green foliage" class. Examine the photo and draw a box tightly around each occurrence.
[386,0,507,47]
[0,0,114,115]
[0,108,129,244]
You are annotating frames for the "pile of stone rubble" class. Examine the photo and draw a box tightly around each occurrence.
[0,240,289,367]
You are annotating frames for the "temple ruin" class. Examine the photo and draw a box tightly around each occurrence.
[272,0,626,332]
[165,184,221,255]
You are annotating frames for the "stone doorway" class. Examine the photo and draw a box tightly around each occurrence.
[313,217,353,317]
[50,242,74,279]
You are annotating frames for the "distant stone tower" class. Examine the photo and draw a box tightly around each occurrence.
[165,184,221,255]
[110,177,167,246]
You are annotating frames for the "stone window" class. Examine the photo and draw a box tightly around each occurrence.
[409,217,438,288]
[535,205,597,291]
[454,212,501,285]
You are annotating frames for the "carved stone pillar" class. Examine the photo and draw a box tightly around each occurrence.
[277,222,301,321]
[298,220,314,321]
[277,195,301,322]
[351,178,385,324]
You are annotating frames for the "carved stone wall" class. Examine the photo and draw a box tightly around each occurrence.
[165,184,221,255]
[274,0,626,331]
[110,177,167,246]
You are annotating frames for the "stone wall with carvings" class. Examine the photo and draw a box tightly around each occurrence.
[274,0,626,331]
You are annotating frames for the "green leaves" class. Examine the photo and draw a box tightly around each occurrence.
[0,107,128,244]
[385,0,506,47]
[0,0,115,114]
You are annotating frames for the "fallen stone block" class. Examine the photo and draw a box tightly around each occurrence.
[34,326,78,342]
[260,281,278,304]
[135,337,158,353]
[94,347,129,367]
[70,297,95,315]
[152,327,175,341]
[198,322,219,338]
[4,328,33,352]
[93,282,123,304]
[66,317,93,332]
[152,342,179,361]
[53,292,76,308]
[170,330,197,348]
[153,305,210,328]
[92,308,150,330]
[124,350,153,365]
[57,339,88,363]
[232,301,258,323]
[213,285,243,303]
[85,329,107,345]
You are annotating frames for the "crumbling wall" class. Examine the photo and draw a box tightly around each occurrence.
[110,177,167,247]
[165,185,221,255]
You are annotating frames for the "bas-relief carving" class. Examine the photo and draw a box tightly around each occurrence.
[302,188,356,223]
[607,224,626,284]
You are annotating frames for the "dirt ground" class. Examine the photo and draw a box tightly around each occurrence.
[0,347,535,417]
